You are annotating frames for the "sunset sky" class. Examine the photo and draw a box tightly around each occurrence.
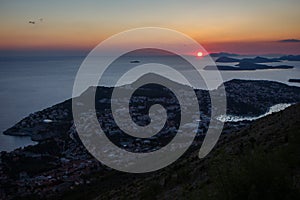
[0,0,300,55]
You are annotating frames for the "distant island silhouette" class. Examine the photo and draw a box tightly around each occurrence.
[209,52,240,57]
[289,79,300,83]
[207,54,299,71]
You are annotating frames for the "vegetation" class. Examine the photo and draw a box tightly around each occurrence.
[62,104,300,200]
[193,127,300,200]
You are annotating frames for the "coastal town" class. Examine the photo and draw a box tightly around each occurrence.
[1,78,300,199]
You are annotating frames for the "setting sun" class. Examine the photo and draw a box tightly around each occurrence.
[197,51,203,57]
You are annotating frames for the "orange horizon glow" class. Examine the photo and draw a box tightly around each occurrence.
[1,28,299,50]
[1,39,300,55]
[1,1,300,55]
[1,27,299,55]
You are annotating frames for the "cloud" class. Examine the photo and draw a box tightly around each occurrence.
[278,39,300,43]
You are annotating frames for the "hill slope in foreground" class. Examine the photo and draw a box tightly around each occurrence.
[60,103,300,200]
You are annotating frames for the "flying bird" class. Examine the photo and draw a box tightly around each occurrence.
[28,18,44,25]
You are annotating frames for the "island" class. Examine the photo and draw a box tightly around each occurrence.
[289,79,300,83]
[240,56,280,63]
[209,52,240,57]
[279,55,300,61]
[212,53,300,62]
[205,61,294,71]
[130,60,141,63]
[215,56,240,63]
[215,56,281,64]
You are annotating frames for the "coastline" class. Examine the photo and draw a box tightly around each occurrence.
[217,103,292,122]
[2,78,300,152]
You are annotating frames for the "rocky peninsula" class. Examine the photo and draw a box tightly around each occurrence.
[1,78,300,199]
